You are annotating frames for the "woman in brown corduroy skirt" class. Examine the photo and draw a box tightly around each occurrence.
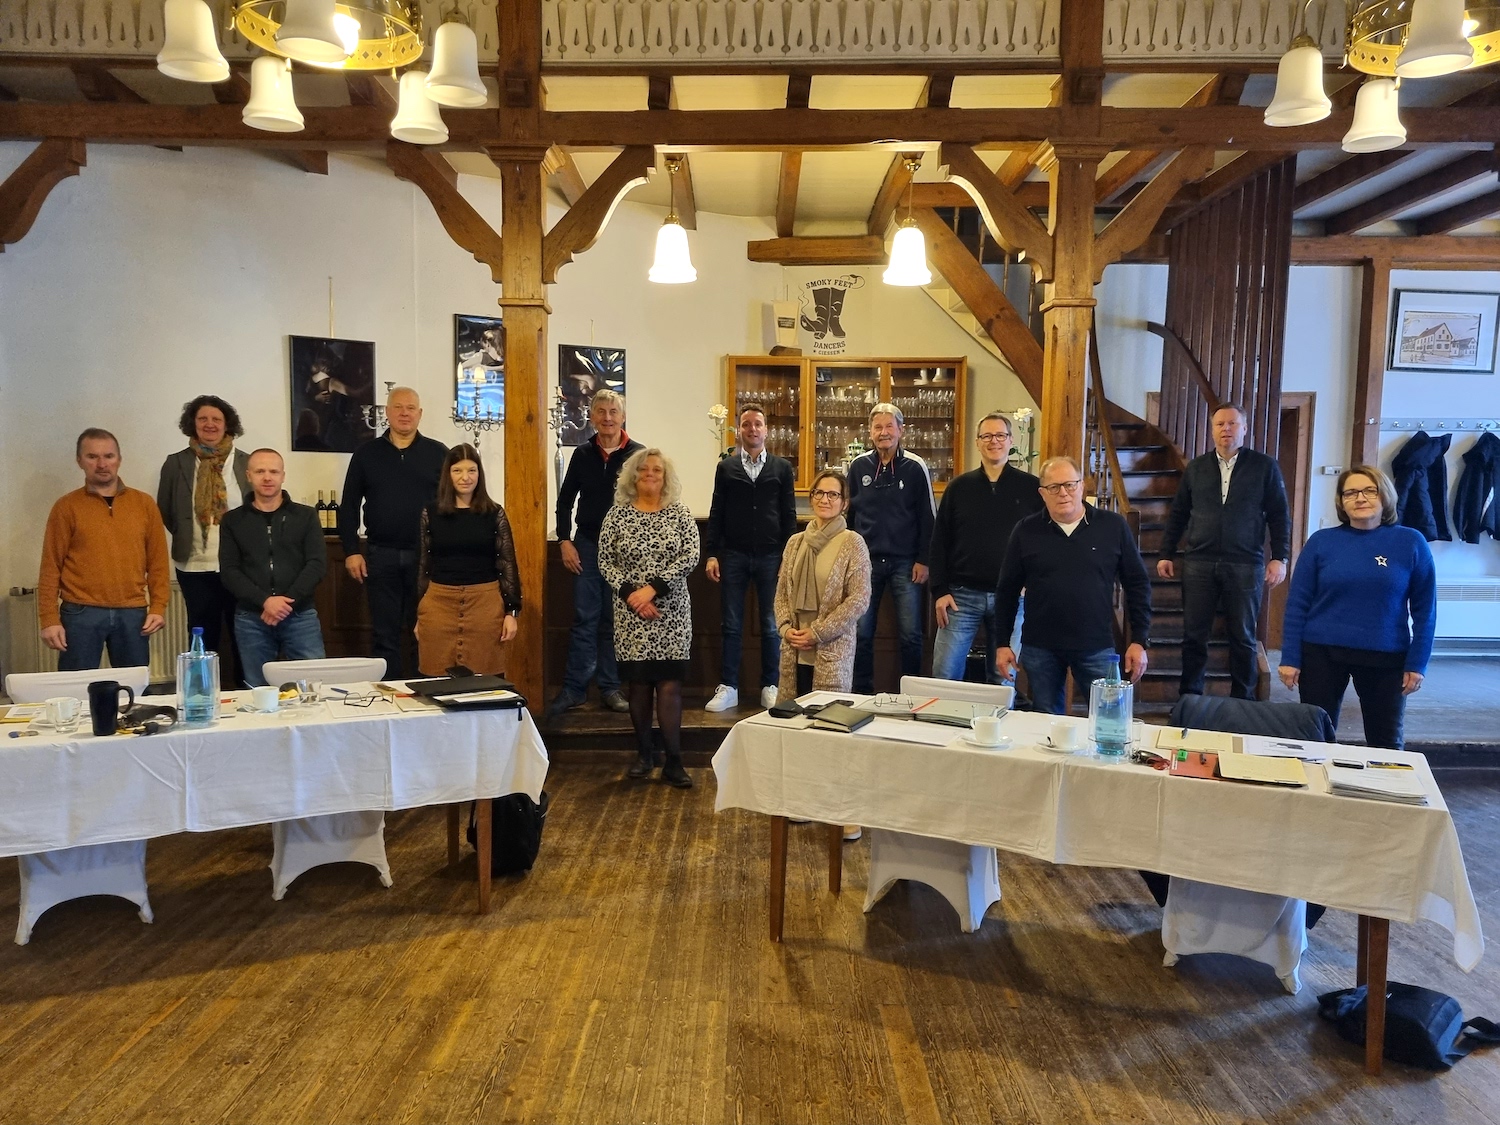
[415,445,522,676]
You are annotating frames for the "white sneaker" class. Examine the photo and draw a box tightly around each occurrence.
[760,686,779,709]
[704,685,739,712]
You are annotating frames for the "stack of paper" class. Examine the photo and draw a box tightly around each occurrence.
[1326,765,1428,805]
[1217,754,1307,787]
[1154,728,1235,753]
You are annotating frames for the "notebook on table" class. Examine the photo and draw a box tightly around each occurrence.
[807,703,875,733]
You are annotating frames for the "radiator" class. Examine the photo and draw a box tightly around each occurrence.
[1435,580,1500,640]
[5,586,191,684]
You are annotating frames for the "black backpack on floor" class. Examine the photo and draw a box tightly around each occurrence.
[1318,982,1500,1070]
[467,791,550,876]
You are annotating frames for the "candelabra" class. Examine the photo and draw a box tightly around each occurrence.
[546,388,569,483]
[360,381,397,432]
[452,370,504,448]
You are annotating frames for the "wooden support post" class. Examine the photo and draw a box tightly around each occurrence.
[0,137,85,252]
[1351,257,1392,467]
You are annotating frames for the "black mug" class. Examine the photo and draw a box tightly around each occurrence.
[88,681,136,736]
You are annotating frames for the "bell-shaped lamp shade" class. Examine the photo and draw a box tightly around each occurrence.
[276,0,350,65]
[390,70,449,144]
[883,221,932,287]
[157,0,229,83]
[649,218,697,283]
[427,21,488,108]
[1342,79,1406,153]
[1397,0,1474,78]
[302,10,363,68]
[1264,36,1330,127]
[243,56,305,132]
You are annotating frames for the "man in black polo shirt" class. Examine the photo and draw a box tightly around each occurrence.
[548,389,643,717]
[703,402,797,712]
[995,456,1152,714]
[337,387,448,678]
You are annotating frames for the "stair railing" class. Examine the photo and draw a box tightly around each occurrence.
[1085,331,1134,528]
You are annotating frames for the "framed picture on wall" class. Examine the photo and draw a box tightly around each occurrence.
[289,335,377,452]
[455,314,505,423]
[1388,289,1500,373]
[557,345,626,447]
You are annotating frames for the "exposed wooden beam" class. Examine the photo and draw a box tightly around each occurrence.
[1289,233,1500,266]
[1293,150,1413,211]
[1325,150,1500,235]
[912,207,1042,403]
[1215,72,1250,105]
[775,151,801,238]
[1351,258,1392,467]
[668,151,696,231]
[288,150,330,175]
[939,142,1052,279]
[70,64,147,104]
[1095,146,1215,280]
[387,141,504,283]
[785,74,812,110]
[867,151,921,236]
[1059,0,1105,109]
[924,75,954,110]
[540,144,655,282]
[746,235,886,266]
[346,73,397,113]
[910,180,1051,209]
[992,79,1062,190]
[647,74,672,112]
[0,81,16,103]
[1094,75,1222,204]
[212,68,253,106]
[543,146,587,206]
[1413,188,1500,235]
[0,137,86,251]
[1161,150,1295,232]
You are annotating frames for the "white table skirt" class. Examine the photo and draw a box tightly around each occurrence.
[712,708,1483,971]
[0,696,549,857]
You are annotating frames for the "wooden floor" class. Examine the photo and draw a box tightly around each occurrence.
[3,766,1500,1124]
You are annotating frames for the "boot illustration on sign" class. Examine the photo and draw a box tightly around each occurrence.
[800,286,832,338]
[798,275,863,354]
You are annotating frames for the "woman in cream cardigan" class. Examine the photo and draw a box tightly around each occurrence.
[774,468,872,699]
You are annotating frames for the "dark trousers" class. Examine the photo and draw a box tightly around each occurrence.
[176,569,241,687]
[796,663,814,696]
[367,545,420,679]
[854,553,924,695]
[1298,641,1408,751]
[718,549,781,691]
[1180,559,1261,699]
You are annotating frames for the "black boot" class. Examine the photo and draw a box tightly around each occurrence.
[626,748,653,779]
[661,753,693,789]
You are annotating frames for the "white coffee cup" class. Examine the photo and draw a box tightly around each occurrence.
[1049,720,1085,751]
[250,685,280,713]
[45,696,81,732]
[971,715,1004,746]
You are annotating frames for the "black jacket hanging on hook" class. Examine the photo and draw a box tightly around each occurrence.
[1391,431,1453,543]
[1454,432,1500,544]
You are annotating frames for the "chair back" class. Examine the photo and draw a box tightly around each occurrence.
[4,666,152,704]
[1168,694,1336,743]
[900,676,1015,709]
[261,657,387,686]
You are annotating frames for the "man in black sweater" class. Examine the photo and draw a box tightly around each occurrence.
[1157,403,1290,699]
[929,411,1044,685]
[220,449,328,687]
[337,387,448,678]
[995,456,1152,714]
[703,403,798,713]
[549,389,643,717]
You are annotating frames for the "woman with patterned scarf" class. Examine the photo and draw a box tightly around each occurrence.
[157,395,250,685]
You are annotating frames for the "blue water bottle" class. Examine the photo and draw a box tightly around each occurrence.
[1089,651,1132,761]
[180,627,217,727]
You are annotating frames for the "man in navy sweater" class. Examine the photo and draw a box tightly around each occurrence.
[847,402,936,694]
[704,403,798,712]
[995,456,1152,714]
[1157,403,1290,699]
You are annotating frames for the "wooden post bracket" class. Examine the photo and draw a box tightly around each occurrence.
[0,137,86,253]
[1093,145,1215,281]
[386,141,504,284]
[939,142,1053,282]
[540,144,655,284]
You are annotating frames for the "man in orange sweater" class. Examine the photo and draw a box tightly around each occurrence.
[38,429,171,671]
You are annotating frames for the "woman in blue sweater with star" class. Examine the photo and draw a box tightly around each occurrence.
[1278,465,1436,750]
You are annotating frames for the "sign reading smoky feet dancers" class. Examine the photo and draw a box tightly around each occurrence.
[799,275,864,356]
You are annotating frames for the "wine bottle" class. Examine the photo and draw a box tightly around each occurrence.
[316,491,328,529]
[327,490,339,531]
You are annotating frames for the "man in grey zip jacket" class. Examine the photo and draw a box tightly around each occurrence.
[219,448,328,687]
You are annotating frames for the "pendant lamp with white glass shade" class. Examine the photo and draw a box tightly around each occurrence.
[1264,34,1330,126]
[883,157,931,287]
[1396,0,1474,78]
[649,157,697,284]
[426,13,487,108]
[242,56,305,132]
[275,0,350,66]
[1342,78,1406,153]
[156,0,230,83]
[390,69,449,144]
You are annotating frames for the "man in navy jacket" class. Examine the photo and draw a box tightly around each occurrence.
[1157,403,1290,699]
[847,402,936,694]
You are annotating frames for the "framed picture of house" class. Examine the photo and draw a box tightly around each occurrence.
[1388,289,1500,374]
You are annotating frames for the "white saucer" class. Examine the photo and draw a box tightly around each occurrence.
[1039,737,1085,754]
[959,732,1010,750]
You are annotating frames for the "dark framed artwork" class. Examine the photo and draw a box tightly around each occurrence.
[1388,289,1500,374]
[289,335,377,452]
[557,345,626,447]
[455,313,505,422]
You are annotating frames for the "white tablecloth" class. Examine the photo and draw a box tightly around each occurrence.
[0,695,549,856]
[713,707,1483,971]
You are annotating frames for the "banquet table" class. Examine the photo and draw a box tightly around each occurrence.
[712,702,1483,1076]
[0,690,550,913]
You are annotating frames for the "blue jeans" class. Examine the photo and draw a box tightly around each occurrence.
[929,587,1025,684]
[57,603,150,672]
[1021,645,1116,716]
[234,608,327,687]
[854,554,924,695]
[718,549,781,690]
[561,535,620,697]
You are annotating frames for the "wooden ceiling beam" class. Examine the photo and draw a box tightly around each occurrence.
[1412,188,1500,236]
[992,78,1062,190]
[1094,74,1223,204]
[1094,145,1215,280]
[0,137,86,251]
[1324,149,1500,235]
[1288,234,1500,266]
[346,73,397,113]
[668,151,696,230]
[867,151,922,236]
[910,180,1051,209]
[647,74,672,112]
[543,145,587,205]
[924,74,954,110]
[541,144,655,282]
[70,64,147,104]
[939,141,1053,278]
[747,234,887,265]
[387,141,504,282]
[288,150,330,175]
[0,81,16,103]
[775,151,801,238]
[212,67,253,106]
[1293,149,1413,211]
[785,74,812,110]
